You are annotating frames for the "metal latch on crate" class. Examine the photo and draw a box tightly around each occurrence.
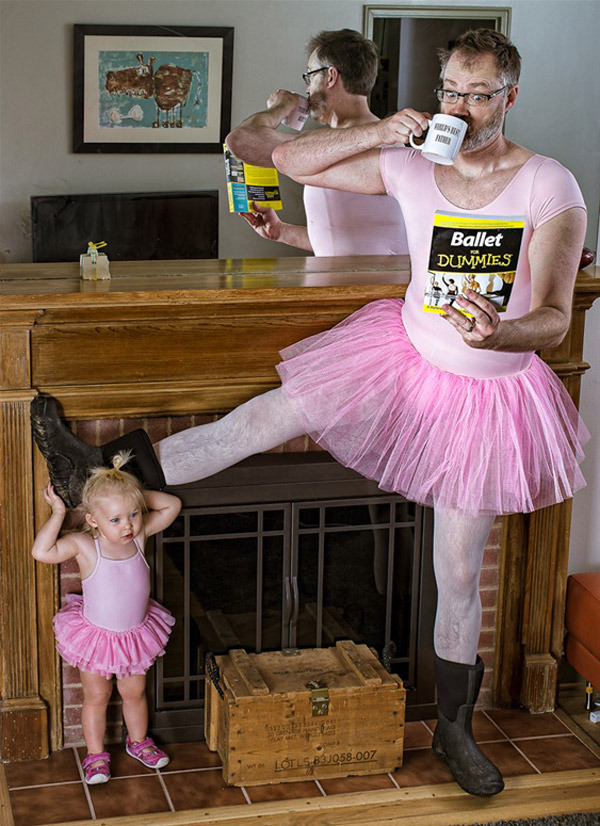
[205,652,224,699]
[306,680,329,716]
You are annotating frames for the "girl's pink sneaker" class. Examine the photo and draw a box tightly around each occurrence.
[125,736,169,769]
[81,751,111,784]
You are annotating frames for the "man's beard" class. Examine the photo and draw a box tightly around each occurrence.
[460,105,504,152]
[308,88,327,121]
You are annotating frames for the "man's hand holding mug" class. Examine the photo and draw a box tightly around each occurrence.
[409,114,467,165]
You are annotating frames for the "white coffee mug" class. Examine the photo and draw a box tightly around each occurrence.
[409,114,467,165]
[282,95,310,131]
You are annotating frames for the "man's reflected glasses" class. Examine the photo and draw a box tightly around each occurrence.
[435,86,508,106]
[302,66,330,84]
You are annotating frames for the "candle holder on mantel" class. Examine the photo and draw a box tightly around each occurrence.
[80,240,110,280]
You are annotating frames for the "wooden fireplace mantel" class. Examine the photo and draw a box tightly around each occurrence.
[0,255,598,762]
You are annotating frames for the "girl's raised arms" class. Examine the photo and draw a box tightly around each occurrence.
[142,490,182,538]
[31,483,83,565]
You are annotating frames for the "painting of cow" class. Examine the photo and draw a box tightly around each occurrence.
[105,53,203,128]
[73,25,233,153]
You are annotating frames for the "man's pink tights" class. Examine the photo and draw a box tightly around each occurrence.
[154,389,306,486]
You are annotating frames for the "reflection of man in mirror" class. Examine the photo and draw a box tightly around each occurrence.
[33,29,588,802]
[226,29,408,258]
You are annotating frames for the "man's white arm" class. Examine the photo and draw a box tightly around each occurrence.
[226,92,313,250]
[274,108,428,175]
[275,148,385,195]
[226,91,302,168]
[272,107,430,195]
[445,207,587,351]
[508,206,587,348]
[270,223,312,251]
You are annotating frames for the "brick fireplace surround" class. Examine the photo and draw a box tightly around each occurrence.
[0,255,598,763]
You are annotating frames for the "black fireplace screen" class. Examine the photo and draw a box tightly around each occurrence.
[148,455,436,741]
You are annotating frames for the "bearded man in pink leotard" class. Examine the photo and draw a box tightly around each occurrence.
[226,29,409,258]
[269,28,587,795]
[32,29,588,800]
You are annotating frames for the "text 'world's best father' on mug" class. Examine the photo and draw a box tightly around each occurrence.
[409,114,467,165]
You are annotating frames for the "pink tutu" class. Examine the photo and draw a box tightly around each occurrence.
[276,299,588,516]
[53,594,175,679]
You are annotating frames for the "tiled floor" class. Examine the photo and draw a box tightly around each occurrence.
[5,708,600,825]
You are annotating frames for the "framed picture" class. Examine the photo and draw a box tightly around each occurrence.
[73,24,234,153]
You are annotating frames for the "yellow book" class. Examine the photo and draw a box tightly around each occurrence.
[424,211,525,316]
[224,144,283,213]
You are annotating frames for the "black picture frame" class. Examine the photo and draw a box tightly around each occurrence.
[73,24,234,153]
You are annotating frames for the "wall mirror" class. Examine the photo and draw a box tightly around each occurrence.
[363,6,511,118]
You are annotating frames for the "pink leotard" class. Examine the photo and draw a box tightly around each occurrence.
[53,533,173,678]
[82,536,150,631]
[379,149,586,379]
[304,185,408,256]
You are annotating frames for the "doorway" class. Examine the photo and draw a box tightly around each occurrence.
[363,5,510,117]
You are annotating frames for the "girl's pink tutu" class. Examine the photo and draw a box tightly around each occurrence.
[276,299,588,516]
[53,594,175,679]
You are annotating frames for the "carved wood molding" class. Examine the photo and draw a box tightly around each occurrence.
[36,380,282,420]
[0,399,49,760]
[495,266,600,711]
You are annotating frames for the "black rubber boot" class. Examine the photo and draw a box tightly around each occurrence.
[432,654,504,796]
[31,394,165,508]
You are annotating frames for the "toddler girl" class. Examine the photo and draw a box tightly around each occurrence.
[32,453,181,785]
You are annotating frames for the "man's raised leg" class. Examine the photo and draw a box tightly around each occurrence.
[155,389,307,486]
[31,388,307,505]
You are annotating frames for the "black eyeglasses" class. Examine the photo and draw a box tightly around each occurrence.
[435,85,508,107]
[302,66,330,84]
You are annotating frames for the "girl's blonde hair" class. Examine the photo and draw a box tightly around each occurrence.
[81,451,146,531]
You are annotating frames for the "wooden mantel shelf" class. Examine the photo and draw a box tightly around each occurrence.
[0,255,410,301]
[0,256,412,419]
[0,256,598,764]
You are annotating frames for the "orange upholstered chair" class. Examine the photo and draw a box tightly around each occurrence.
[565,572,600,710]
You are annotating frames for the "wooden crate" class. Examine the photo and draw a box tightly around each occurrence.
[204,640,405,786]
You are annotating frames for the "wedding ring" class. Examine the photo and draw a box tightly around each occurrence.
[466,320,475,333]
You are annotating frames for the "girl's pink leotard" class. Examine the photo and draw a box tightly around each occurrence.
[53,535,174,679]
[83,537,151,631]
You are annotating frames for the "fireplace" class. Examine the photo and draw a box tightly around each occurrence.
[58,415,501,749]
[149,453,437,742]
